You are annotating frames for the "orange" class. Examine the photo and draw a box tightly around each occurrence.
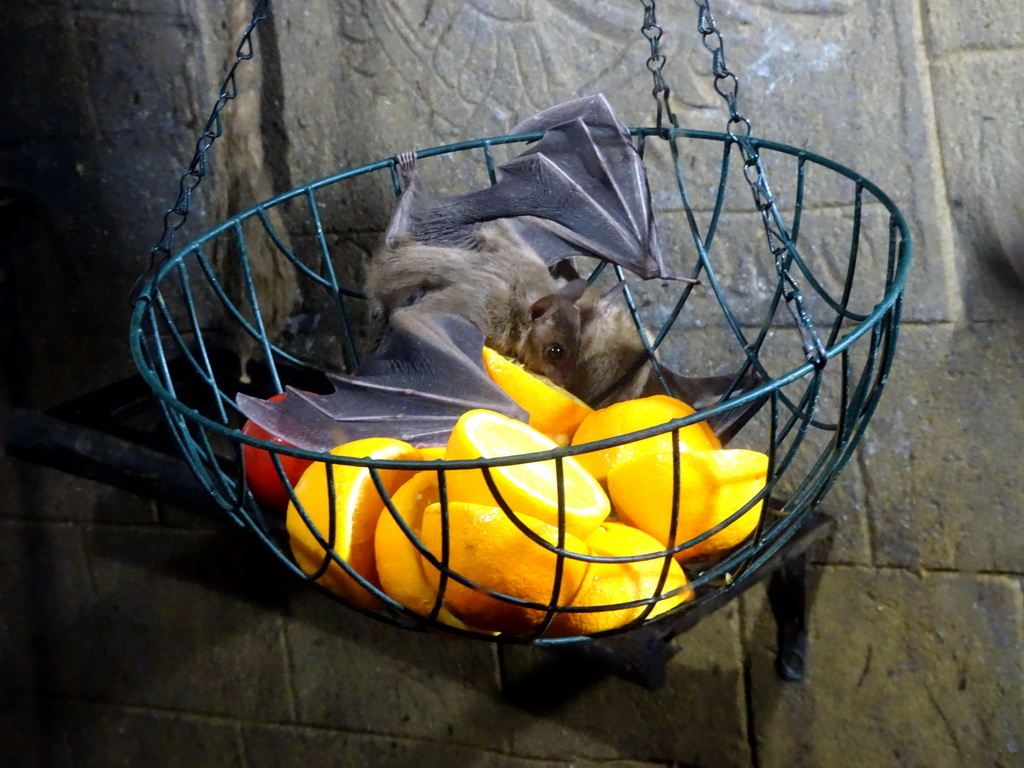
[374,471,467,628]
[287,437,420,609]
[481,346,593,445]
[444,409,610,539]
[570,394,721,484]
[419,501,590,634]
[607,449,768,564]
[548,522,692,636]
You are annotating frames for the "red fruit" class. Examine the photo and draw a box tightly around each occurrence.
[241,392,313,511]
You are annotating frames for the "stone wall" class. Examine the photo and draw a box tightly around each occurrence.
[1,1,1021,766]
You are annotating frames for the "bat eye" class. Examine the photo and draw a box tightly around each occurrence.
[545,344,565,362]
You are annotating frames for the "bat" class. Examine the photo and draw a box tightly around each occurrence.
[384,94,695,283]
[237,96,762,454]
[366,217,589,387]
[236,307,529,452]
[569,282,767,444]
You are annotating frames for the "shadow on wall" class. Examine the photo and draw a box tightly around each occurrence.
[0,494,755,767]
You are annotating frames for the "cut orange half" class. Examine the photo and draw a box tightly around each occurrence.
[444,409,610,539]
[419,501,590,634]
[571,394,721,484]
[287,437,420,609]
[607,448,768,564]
[374,471,468,628]
[481,346,592,446]
[548,521,693,636]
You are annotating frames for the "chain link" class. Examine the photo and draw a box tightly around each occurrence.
[685,0,826,366]
[640,0,678,131]
[130,0,270,305]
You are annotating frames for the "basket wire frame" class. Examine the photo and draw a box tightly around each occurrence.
[129,121,910,643]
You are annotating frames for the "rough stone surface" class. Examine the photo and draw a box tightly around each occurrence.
[0,520,93,695]
[71,525,294,719]
[742,567,1024,767]
[243,722,679,768]
[859,323,1024,572]
[922,0,1024,56]
[0,694,77,768]
[498,603,751,767]
[929,49,1024,323]
[63,701,246,768]
[2,0,1023,766]
[284,588,513,751]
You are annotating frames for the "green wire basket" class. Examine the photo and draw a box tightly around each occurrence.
[128,126,910,643]
[127,1,910,644]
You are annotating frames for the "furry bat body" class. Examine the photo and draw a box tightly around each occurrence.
[569,286,765,444]
[384,95,687,282]
[237,96,763,455]
[366,219,587,386]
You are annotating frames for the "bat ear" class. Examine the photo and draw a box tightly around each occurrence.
[559,278,589,305]
[589,279,627,315]
[530,294,558,320]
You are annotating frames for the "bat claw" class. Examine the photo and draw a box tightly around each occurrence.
[394,151,418,188]
[663,273,700,286]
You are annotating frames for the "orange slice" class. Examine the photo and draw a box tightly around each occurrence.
[419,501,590,634]
[548,522,693,636]
[481,346,593,445]
[444,409,610,539]
[287,437,420,609]
[607,449,768,564]
[374,471,467,628]
[570,394,721,484]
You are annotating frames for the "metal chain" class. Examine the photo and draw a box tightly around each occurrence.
[678,0,827,365]
[640,0,679,131]
[130,0,270,305]
[690,0,826,365]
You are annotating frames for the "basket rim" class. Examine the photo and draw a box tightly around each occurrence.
[128,127,912,467]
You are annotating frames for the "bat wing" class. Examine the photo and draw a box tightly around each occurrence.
[237,308,528,452]
[654,367,769,446]
[507,94,666,279]
[384,95,671,280]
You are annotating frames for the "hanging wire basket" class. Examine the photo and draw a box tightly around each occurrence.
[128,3,910,644]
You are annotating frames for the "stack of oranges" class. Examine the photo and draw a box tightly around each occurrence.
[272,348,769,638]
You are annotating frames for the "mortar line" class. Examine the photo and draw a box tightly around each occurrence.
[794,562,1024,578]
[737,600,761,768]
[235,720,251,768]
[51,692,686,764]
[928,44,1024,65]
[857,448,880,569]
[911,0,965,323]
[277,612,300,724]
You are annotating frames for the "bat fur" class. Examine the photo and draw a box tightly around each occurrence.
[238,97,765,452]
[365,218,589,387]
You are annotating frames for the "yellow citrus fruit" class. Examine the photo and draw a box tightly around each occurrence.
[481,346,593,446]
[287,437,420,609]
[445,409,610,539]
[419,501,590,634]
[548,522,693,636]
[373,471,467,628]
[607,449,768,564]
[420,446,447,461]
[570,394,722,484]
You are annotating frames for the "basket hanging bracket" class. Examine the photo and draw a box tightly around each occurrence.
[129,0,270,306]
[642,0,828,367]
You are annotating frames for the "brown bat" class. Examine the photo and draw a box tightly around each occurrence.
[237,95,762,452]
[569,283,765,444]
[366,217,589,387]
